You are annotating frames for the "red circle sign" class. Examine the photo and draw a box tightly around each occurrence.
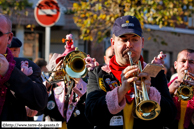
[34,0,60,27]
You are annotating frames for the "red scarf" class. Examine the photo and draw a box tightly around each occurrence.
[0,48,16,115]
[168,77,194,128]
[109,55,144,103]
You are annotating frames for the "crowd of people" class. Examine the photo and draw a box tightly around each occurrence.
[0,13,194,129]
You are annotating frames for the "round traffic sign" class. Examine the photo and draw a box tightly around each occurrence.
[34,0,61,27]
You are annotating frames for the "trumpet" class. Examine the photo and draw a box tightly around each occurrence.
[42,50,88,84]
[176,70,193,101]
[127,51,161,120]
[63,50,88,78]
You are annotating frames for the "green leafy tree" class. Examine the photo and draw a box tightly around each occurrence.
[73,0,194,43]
[0,0,33,16]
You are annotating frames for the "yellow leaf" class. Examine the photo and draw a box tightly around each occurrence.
[164,21,168,26]
[111,17,115,22]
[90,36,93,41]
[98,3,102,10]
[73,3,79,8]
[81,14,85,17]
[93,14,97,19]
[26,24,31,28]
[168,2,173,8]
[106,15,110,21]
[98,31,102,35]
[147,28,151,31]
[159,21,163,28]
[102,14,106,19]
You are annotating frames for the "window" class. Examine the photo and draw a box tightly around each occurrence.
[142,49,149,63]
[163,51,173,69]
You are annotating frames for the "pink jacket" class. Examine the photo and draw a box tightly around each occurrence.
[54,79,87,122]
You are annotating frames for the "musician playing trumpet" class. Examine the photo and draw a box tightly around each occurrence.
[42,34,95,129]
[167,49,194,129]
[85,15,176,129]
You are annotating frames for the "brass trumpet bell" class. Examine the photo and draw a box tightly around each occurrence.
[136,100,161,120]
[127,51,161,120]
[63,50,88,78]
[135,76,161,120]
[176,70,193,101]
[42,50,87,83]
[177,85,193,101]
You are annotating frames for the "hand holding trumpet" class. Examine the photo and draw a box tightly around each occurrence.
[169,70,194,100]
[118,51,160,120]
[168,79,181,95]
[118,65,151,103]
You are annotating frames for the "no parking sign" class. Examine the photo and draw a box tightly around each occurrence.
[34,0,61,27]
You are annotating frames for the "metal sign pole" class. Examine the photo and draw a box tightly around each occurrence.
[45,27,50,63]
[34,0,60,63]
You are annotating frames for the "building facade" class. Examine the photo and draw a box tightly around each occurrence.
[4,0,194,69]
[8,0,86,62]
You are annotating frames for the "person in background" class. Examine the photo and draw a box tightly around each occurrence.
[165,66,172,83]
[170,65,177,75]
[34,58,49,82]
[33,58,49,122]
[8,37,41,122]
[85,15,176,129]
[0,14,47,123]
[170,65,178,81]
[167,49,194,129]
[8,36,22,57]
[162,64,170,83]
[104,46,114,65]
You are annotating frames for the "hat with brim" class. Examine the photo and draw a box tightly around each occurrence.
[112,15,143,37]
[9,37,22,48]
[114,28,142,37]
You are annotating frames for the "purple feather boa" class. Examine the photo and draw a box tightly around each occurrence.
[0,48,16,115]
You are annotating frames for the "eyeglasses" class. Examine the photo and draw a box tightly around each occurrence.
[0,31,11,37]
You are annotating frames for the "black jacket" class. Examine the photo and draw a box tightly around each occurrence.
[85,65,177,129]
[0,58,48,123]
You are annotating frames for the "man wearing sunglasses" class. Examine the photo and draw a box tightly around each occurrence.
[0,14,48,123]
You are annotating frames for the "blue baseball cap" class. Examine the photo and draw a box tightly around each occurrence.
[112,15,143,37]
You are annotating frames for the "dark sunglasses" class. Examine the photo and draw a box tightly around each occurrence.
[0,31,11,37]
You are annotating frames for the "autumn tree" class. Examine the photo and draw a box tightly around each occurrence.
[73,0,194,43]
[0,0,32,16]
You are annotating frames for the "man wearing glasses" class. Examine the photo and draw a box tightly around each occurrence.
[0,14,48,123]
